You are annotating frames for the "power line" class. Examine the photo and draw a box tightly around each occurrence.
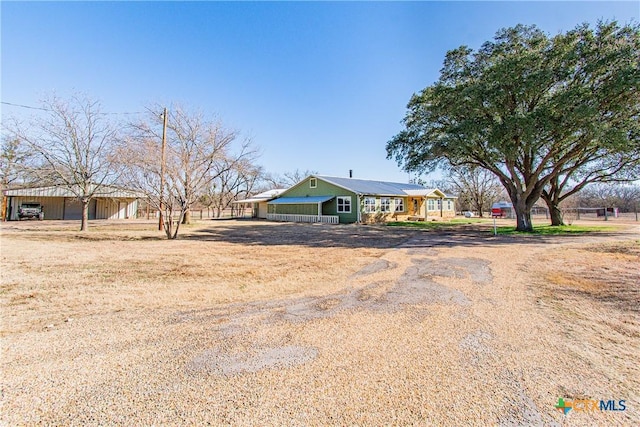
[1,101,144,115]
[1,101,49,111]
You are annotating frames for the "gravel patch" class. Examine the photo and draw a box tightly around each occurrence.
[441,257,493,284]
[351,259,395,277]
[459,330,494,365]
[188,346,318,375]
[495,369,549,427]
[383,265,471,307]
[281,257,472,321]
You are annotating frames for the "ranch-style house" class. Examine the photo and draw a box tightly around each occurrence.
[266,175,456,224]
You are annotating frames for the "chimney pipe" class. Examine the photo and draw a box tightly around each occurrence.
[349,169,353,178]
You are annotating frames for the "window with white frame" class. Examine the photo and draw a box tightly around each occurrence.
[380,197,391,213]
[446,200,452,211]
[428,199,436,211]
[337,196,351,213]
[363,197,376,213]
[310,178,317,188]
[437,199,442,210]
[394,198,404,212]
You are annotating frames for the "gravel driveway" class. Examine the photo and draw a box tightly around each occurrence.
[1,222,638,425]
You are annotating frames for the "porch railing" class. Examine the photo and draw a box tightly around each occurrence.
[266,213,339,224]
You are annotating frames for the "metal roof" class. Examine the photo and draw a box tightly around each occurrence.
[492,201,513,208]
[315,176,452,197]
[404,188,444,197]
[233,189,287,204]
[3,185,144,199]
[268,195,335,205]
[234,197,269,204]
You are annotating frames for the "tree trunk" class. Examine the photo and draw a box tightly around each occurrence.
[163,208,174,239]
[182,209,191,225]
[80,198,90,231]
[164,217,173,239]
[545,199,565,226]
[171,211,184,239]
[512,197,534,232]
[541,189,565,226]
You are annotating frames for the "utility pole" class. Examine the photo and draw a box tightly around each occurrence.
[159,108,168,231]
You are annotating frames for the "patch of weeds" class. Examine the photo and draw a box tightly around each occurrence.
[387,219,481,229]
[494,224,616,235]
[449,218,489,224]
[585,241,640,256]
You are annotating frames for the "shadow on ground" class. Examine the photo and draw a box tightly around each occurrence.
[182,221,629,249]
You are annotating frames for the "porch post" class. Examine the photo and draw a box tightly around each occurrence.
[318,202,321,221]
[423,197,427,221]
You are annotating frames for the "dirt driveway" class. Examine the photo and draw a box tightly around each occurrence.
[1,220,638,425]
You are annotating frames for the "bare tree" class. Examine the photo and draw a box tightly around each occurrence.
[578,183,640,213]
[201,159,262,218]
[1,136,27,190]
[0,135,60,190]
[446,166,504,217]
[263,169,318,188]
[120,105,256,239]
[3,95,119,231]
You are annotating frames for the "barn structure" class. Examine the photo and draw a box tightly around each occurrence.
[2,185,143,221]
[491,201,515,219]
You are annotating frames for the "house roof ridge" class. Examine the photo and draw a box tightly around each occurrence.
[315,175,424,188]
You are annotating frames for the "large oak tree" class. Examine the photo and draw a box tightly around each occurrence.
[387,22,639,231]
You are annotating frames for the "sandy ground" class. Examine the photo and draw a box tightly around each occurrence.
[1,219,639,426]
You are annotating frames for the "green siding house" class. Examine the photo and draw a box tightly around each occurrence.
[267,175,456,224]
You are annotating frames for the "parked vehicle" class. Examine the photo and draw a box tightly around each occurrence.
[18,203,44,220]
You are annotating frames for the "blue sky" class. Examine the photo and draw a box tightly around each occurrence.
[2,1,638,183]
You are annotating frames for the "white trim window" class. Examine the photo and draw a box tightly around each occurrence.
[337,196,351,213]
[380,197,391,213]
[428,199,436,211]
[363,197,376,213]
[310,178,317,188]
[394,198,404,212]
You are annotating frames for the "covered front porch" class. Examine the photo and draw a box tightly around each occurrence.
[406,196,426,221]
[404,189,453,220]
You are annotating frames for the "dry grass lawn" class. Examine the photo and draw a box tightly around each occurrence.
[1,218,638,425]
